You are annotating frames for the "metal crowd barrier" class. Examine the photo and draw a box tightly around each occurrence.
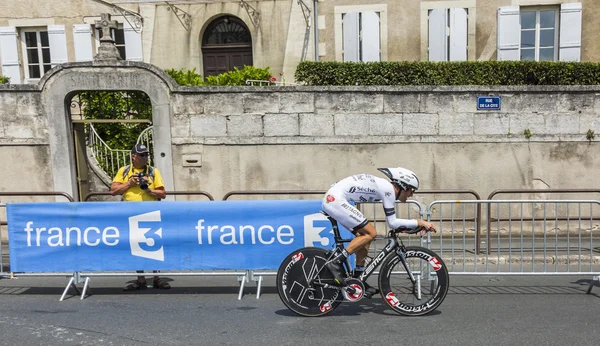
[484,189,600,254]
[3,190,600,299]
[223,190,326,200]
[1,192,74,276]
[83,190,215,201]
[427,199,600,296]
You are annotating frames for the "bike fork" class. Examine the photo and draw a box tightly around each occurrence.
[397,250,422,300]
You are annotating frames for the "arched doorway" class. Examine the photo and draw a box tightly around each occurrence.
[202,16,253,77]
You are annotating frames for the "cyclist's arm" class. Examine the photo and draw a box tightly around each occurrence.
[380,182,418,229]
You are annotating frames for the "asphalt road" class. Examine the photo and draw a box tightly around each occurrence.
[0,275,599,346]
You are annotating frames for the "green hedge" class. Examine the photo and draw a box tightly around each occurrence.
[165,66,272,86]
[0,75,9,84]
[295,61,600,86]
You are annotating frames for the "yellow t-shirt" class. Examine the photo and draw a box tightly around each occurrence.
[113,165,164,201]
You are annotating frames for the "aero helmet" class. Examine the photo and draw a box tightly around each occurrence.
[377,167,420,191]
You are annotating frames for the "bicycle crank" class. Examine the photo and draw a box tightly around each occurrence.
[342,278,366,302]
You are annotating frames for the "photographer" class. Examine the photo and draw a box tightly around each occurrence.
[110,144,170,291]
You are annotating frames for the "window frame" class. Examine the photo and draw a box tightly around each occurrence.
[19,27,52,83]
[519,6,560,62]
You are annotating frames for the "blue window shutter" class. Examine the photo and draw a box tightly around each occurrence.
[429,9,448,62]
[449,8,468,61]
[48,25,68,66]
[73,24,93,62]
[361,12,380,62]
[343,12,359,62]
[497,6,520,60]
[559,3,582,62]
[0,26,21,83]
[124,21,143,62]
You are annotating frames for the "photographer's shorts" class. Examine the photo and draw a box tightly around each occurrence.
[321,193,368,234]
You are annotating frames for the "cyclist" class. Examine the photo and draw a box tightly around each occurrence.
[322,167,436,298]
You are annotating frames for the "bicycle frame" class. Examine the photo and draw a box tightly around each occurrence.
[323,213,417,286]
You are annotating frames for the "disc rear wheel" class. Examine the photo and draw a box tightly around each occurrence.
[276,247,343,317]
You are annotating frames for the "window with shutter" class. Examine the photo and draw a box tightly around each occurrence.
[20,28,52,82]
[519,8,559,61]
[342,11,381,62]
[428,8,468,62]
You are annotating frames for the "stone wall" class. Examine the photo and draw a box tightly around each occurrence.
[1,82,599,206]
[168,86,600,202]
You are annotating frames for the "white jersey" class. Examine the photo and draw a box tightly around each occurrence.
[322,173,418,231]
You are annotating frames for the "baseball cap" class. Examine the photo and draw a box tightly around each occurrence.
[131,144,149,154]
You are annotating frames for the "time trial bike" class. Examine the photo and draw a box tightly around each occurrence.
[276,211,449,317]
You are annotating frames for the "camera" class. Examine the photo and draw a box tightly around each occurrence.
[137,172,149,190]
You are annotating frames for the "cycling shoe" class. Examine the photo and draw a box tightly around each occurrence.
[325,259,346,286]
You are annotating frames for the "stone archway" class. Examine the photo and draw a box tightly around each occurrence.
[202,15,253,77]
[39,60,175,201]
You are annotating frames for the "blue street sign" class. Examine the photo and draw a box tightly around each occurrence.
[477,96,501,110]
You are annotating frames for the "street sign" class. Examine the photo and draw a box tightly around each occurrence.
[477,96,501,110]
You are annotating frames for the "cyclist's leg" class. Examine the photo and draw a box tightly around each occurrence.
[354,239,372,269]
[345,223,377,254]
[347,224,379,298]
[322,195,371,284]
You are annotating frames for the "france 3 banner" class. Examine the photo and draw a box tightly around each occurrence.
[7,200,355,272]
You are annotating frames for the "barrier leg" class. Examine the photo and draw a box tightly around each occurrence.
[256,275,263,299]
[60,277,76,301]
[80,276,91,300]
[60,273,83,301]
[237,272,247,300]
[586,275,600,294]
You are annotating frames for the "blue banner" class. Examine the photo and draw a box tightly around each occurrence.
[7,201,355,272]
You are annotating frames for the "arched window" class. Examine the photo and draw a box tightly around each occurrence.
[202,16,253,77]
[203,16,251,46]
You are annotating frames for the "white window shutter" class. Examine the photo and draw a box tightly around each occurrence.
[361,12,380,62]
[48,25,68,67]
[559,3,582,62]
[428,9,448,62]
[449,8,468,61]
[123,21,143,62]
[0,26,21,84]
[342,12,359,62]
[497,6,520,60]
[73,24,93,62]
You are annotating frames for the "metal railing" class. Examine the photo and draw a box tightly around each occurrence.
[136,126,153,166]
[223,190,325,200]
[427,199,600,275]
[245,79,299,86]
[83,191,215,201]
[88,124,130,179]
[485,189,600,253]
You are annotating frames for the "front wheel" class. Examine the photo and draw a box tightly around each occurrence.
[276,247,343,317]
[378,246,449,316]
